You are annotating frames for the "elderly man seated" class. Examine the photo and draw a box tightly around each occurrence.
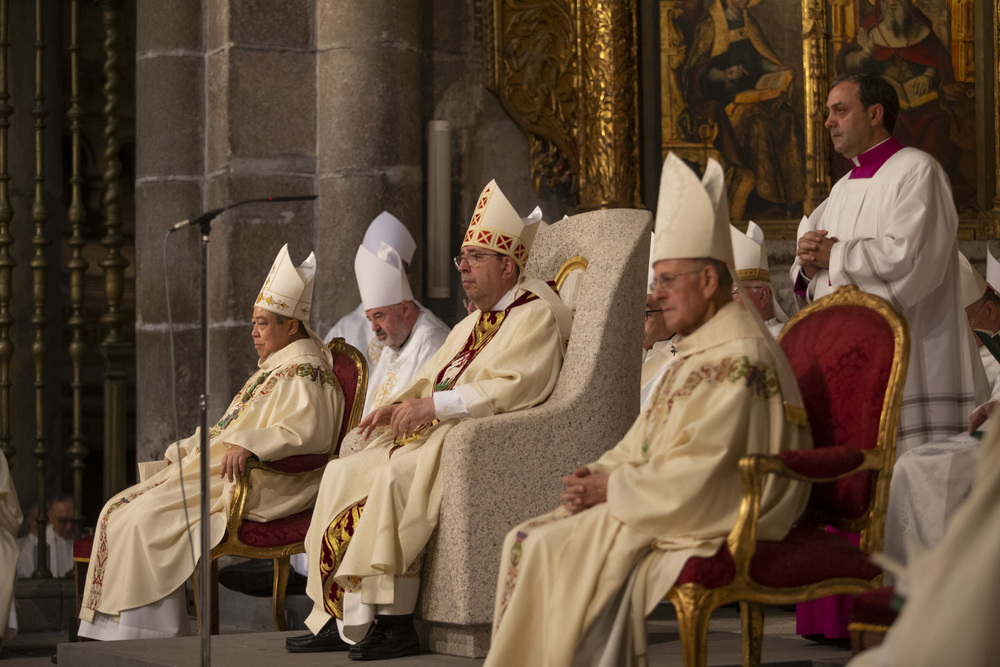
[731,221,787,338]
[354,242,450,415]
[78,245,344,640]
[286,180,572,660]
[484,154,811,666]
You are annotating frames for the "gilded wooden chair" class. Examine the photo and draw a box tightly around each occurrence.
[201,337,367,632]
[667,285,910,667]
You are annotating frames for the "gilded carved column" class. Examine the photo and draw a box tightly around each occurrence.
[801,0,830,214]
[100,0,129,498]
[576,0,640,210]
[0,0,14,463]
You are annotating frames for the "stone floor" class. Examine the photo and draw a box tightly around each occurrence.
[2,593,854,667]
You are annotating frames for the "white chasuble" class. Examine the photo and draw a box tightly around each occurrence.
[791,141,988,457]
[78,338,343,629]
[303,277,570,638]
[363,307,451,416]
[0,451,21,642]
[486,302,810,667]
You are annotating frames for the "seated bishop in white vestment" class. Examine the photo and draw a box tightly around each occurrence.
[792,74,988,458]
[325,211,418,370]
[485,155,810,667]
[0,451,21,646]
[78,245,344,640]
[287,180,572,661]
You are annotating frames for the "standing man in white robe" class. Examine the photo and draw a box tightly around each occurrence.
[353,243,450,416]
[731,221,788,338]
[485,154,810,667]
[0,452,21,648]
[286,180,572,660]
[325,211,417,370]
[792,72,987,457]
[78,245,344,640]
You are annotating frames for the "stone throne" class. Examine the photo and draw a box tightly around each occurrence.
[340,208,651,657]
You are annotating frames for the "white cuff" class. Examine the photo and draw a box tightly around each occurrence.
[433,390,470,420]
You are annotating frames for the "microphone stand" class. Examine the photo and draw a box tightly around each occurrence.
[171,194,317,667]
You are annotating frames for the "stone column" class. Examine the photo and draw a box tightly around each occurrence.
[314,1,423,333]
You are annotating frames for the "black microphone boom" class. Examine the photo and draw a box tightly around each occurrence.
[169,194,318,233]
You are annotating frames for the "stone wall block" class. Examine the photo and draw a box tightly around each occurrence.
[227,48,316,160]
[423,0,472,54]
[206,0,231,52]
[206,49,231,173]
[317,1,420,50]
[135,57,204,177]
[230,0,312,48]
[137,0,203,53]
[135,181,205,324]
[135,328,203,462]
[317,49,421,173]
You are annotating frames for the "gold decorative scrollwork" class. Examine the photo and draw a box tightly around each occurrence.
[484,0,640,210]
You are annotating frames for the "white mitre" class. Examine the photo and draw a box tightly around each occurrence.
[987,246,1000,293]
[462,180,540,270]
[363,211,416,265]
[355,242,414,310]
[958,251,987,308]
[730,220,788,322]
[255,243,315,322]
[652,153,734,269]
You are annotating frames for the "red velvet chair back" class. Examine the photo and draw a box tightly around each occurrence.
[327,338,368,452]
[778,286,908,536]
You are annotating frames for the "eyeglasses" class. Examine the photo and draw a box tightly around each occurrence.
[732,283,765,296]
[649,269,701,292]
[644,309,663,321]
[453,250,503,269]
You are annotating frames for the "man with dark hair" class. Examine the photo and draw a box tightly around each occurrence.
[793,72,988,462]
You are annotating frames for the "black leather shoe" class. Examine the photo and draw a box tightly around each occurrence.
[285,619,350,653]
[348,614,420,661]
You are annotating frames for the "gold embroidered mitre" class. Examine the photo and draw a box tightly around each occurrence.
[255,243,316,321]
[731,220,771,283]
[462,180,539,271]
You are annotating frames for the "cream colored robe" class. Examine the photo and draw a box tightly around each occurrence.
[0,452,21,642]
[304,278,570,634]
[486,302,810,667]
[79,338,343,623]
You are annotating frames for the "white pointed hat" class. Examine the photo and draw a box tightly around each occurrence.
[987,246,1000,293]
[363,211,416,265]
[731,220,772,281]
[462,180,540,270]
[255,244,316,321]
[652,153,734,270]
[355,242,414,310]
[959,251,987,308]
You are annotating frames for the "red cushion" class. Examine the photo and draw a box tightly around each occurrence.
[237,509,313,548]
[74,534,94,560]
[332,350,360,449]
[266,454,328,474]
[851,586,898,627]
[780,305,895,520]
[675,525,881,589]
[779,446,865,479]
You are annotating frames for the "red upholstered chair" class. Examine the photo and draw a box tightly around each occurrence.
[201,337,367,632]
[848,585,899,653]
[666,285,910,667]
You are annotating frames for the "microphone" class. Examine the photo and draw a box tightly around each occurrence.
[170,195,318,233]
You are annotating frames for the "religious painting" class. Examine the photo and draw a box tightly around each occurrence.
[826,0,978,214]
[659,0,807,222]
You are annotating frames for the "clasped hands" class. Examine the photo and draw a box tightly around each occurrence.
[560,466,609,514]
[796,230,838,279]
[356,397,437,440]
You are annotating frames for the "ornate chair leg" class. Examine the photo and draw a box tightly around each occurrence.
[272,556,291,631]
[192,565,201,635]
[740,601,764,667]
[73,559,87,640]
[668,585,716,667]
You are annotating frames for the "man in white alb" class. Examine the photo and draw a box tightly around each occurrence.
[0,453,20,648]
[731,221,787,338]
[325,212,417,370]
[792,71,987,458]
